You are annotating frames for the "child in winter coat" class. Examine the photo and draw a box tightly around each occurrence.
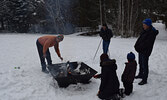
[94,54,120,100]
[121,52,137,96]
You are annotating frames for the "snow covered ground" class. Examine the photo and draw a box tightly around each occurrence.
[0,23,167,100]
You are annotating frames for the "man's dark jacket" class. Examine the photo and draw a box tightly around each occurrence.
[100,27,113,41]
[134,26,159,57]
[121,60,137,83]
[98,59,120,99]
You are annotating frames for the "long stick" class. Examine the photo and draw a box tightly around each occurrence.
[93,39,102,60]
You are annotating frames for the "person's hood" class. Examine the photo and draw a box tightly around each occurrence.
[101,59,117,70]
[152,26,159,36]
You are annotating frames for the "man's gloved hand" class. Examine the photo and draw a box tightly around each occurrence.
[93,74,101,79]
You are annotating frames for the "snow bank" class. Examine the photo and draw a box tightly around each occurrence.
[153,22,167,40]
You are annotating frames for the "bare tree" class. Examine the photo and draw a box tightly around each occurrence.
[117,0,141,37]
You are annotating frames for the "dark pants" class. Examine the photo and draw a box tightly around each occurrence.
[138,53,149,82]
[123,82,133,95]
[103,40,110,54]
[36,40,52,70]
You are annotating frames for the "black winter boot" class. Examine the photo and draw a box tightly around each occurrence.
[135,75,142,79]
[42,65,49,74]
[138,80,147,85]
[42,69,49,74]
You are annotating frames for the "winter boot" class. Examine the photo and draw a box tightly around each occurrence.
[42,65,49,74]
[135,75,142,79]
[138,80,147,85]
[42,69,49,74]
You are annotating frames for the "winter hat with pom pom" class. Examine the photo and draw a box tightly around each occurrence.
[127,52,135,61]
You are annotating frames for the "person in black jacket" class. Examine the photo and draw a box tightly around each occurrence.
[121,52,137,96]
[94,54,120,100]
[99,24,113,54]
[134,18,159,85]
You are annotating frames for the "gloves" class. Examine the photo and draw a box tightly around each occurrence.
[97,91,100,96]
[93,74,101,79]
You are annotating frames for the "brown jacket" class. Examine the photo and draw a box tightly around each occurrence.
[121,60,137,83]
[38,35,61,57]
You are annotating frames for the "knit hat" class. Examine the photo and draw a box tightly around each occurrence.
[127,52,135,60]
[143,18,152,26]
[102,23,108,29]
[102,23,107,27]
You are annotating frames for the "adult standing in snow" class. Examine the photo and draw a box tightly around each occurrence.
[99,23,113,54]
[134,18,159,85]
[36,34,64,73]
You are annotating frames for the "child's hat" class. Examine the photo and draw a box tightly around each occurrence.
[127,52,135,60]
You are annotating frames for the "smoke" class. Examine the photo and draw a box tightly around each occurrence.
[45,0,75,34]
[29,0,75,34]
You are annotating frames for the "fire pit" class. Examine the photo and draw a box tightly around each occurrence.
[48,61,97,87]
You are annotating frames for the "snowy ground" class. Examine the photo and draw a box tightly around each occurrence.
[0,23,167,100]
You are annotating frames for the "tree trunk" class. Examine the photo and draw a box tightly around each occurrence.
[0,18,5,30]
[99,0,102,25]
[126,0,130,37]
[117,0,122,36]
[129,0,133,36]
[121,0,124,36]
[101,0,106,24]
